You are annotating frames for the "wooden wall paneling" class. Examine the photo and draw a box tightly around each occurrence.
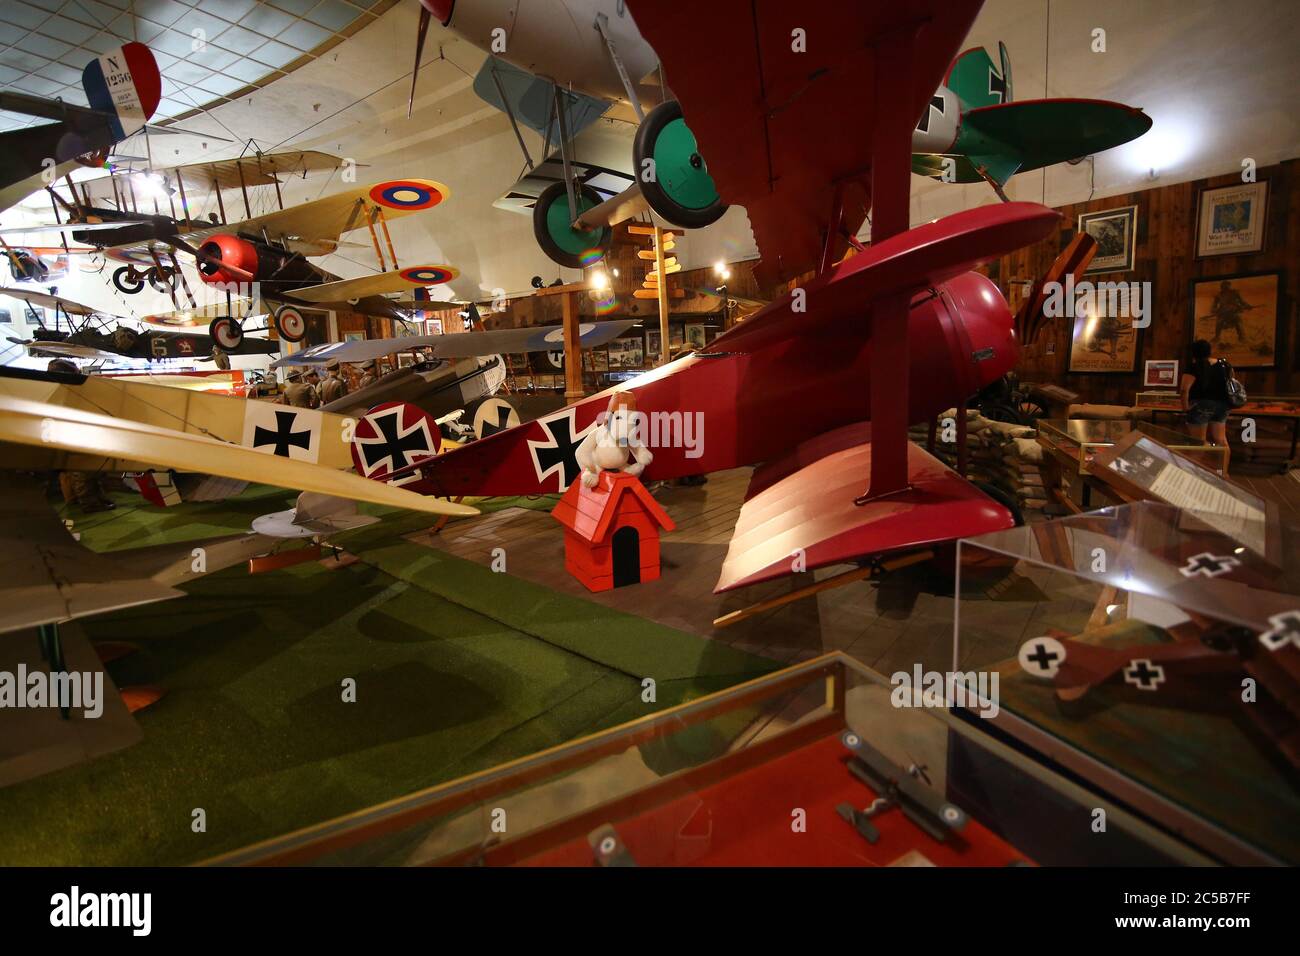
[982,158,1298,407]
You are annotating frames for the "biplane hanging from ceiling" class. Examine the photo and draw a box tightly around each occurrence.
[0,245,75,285]
[0,287,278,363]
[360,0,1064,625]
[416,2,1149,267]
[2,144,459,342]
[0,43,162,214]
[94,177,460,349]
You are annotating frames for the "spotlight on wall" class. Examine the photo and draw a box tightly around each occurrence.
[714,259,731,281]
[589,270,610,291]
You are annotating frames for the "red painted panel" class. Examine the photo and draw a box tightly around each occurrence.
[625,0,986,284]
[715,441,1014,592]
[517,733,1028,867]
[420,268,1024,499]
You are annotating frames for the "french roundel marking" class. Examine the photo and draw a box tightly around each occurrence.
[370,181,446,210]
[399,264,456,285]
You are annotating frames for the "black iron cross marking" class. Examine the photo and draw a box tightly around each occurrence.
[1026,642,1060,671]
[1124,659,1165,691]
[1180,552,1240,578]
[988,67,1008,103]
[478,404,515,438]
[358,409,432,475]
[253,410,311,458]
[915,94,945,133]
[530,413,585,490]
[1259,610,1300,652]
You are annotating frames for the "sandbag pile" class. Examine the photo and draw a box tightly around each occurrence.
[909,409,1049,515]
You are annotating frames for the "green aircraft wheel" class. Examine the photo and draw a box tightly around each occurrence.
[532,181,611,269]
[633,99,727,229]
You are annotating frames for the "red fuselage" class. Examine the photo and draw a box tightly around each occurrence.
[418,270,1017,497]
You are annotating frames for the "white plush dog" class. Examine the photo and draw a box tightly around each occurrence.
[576,392,654,488]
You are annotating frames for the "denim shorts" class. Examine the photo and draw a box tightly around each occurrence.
[1186,399,1229,425]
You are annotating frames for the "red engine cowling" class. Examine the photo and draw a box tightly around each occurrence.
[197,234,259,286]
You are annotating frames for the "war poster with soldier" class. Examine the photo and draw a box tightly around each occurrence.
[1191,271,1280,367]
[1078,205,1138,275]
[1068,288,1143,373]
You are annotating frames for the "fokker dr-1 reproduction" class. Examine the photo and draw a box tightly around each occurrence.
[359,0,1060,620]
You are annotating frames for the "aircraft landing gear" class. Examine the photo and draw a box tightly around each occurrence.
[112,265,146,295]
[271,305,307,343]
[532,181,611,270]
[209,316,244,350]
[633,100,728,229]
[147,265,177,293]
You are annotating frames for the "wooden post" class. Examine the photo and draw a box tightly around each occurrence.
[562,289,584,402]
[653,225,670,364]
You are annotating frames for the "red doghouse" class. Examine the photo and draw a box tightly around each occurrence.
[552,470,676,592]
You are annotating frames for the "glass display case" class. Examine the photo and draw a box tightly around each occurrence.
[206,652,1209,867]
[953,501,1300,865]
[1038,418,1226,473]
[1037,419,1228,512]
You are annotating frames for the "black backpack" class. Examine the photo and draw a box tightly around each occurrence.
[1217,358,1247,408]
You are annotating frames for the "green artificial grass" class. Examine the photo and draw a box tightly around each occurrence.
[0,486,776,865]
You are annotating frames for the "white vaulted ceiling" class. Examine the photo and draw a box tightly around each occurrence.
[0,0,397,130]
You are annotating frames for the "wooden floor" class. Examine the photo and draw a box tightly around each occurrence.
[1233,468,1300,523]
[410,464,1300,675]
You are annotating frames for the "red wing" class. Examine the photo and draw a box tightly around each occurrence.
[702,201,1059,356]
[627,0,984,285]
[715,430,1013,593]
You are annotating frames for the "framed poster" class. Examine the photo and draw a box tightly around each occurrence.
[1143,359,1179,388]
[1068,297,1142,373]
[607,336,644,368]
[343,331,366,343]
[645,329,662,361]
[1196,181,1268,258]
[1190,271,1280,368]
[1078,206,1138,275]
[685,323,708,349]
[424,318,444,335]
